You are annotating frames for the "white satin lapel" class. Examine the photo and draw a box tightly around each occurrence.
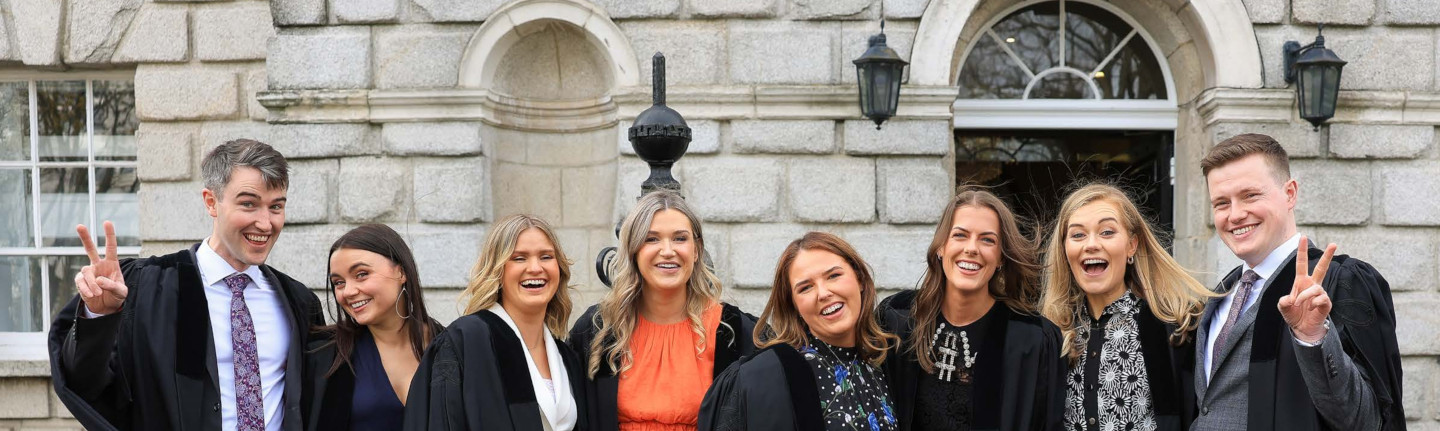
[486,305,563,430]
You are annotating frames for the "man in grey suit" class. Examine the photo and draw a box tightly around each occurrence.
[1194,133,1404,430]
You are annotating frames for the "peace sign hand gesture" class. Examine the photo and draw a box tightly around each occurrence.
[1278,235,1337,345]
[73,221,129,316]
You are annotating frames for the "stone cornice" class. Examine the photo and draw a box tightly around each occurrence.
[257,85,960,126]
[1197,87,1440,126]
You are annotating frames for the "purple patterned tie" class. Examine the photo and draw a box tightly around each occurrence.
[1211,270,1261,375]
[225,273,265,431]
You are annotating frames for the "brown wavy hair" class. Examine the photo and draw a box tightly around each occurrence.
[1039,183,1217,362]
[908,186,1042,373]
[756,232,897,366]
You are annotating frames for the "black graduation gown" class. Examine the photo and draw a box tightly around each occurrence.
[877,290,1067,431]
[47,244,324,431]
[302,321,444,431]
[1221,246,1405,431]
[402,310,590,431]
[567,303,758,431]
[1129,302,1197,431]
[696,344,824,431]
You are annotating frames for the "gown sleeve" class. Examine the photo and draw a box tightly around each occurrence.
[403,332,469,431]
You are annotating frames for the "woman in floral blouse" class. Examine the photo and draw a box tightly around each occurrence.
[699,232,899,431]
[1039,183,1217,431]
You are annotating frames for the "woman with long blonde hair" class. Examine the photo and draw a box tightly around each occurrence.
[1038,183,1214,431]
[698,232,899,431]
[404,214,587,430]
[877,186,1066,431]
[569,190,757,431]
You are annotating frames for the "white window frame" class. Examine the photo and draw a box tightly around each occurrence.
[0,71,139,360]
[952,0,1179,131]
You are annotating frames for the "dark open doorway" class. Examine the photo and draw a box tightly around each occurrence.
[954,129,1175,244]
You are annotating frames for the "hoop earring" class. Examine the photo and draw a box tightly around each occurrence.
[1127,255,1135,265]
[395,286,412,319]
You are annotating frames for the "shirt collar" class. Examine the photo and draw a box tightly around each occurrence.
[197,237,266,288]
[1078,288,1140,324]
[1246,233,1303,282]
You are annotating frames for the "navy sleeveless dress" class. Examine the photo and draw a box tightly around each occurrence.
[351,332,405,431]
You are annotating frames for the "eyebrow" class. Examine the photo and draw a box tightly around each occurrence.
[647,230,692,236]
[953,226,998,236]
[1068,217,1120,229]
[329,261,371,277]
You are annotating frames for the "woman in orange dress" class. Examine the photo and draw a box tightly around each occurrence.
[569,190,757,431]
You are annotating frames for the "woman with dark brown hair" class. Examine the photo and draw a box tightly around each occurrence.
[304,223,444,431]
[698,232,898,431]
[877,186,1066,431]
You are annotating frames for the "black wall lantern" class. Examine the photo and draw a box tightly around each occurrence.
[853,21,908,130]
[1284,24,1347,130]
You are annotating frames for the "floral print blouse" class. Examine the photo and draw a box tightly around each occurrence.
[801,336,898,431]
[1064,289,1156,431]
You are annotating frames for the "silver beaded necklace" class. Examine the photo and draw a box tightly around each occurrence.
[931,321,978,383]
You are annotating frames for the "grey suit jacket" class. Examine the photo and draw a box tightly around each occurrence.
[1191,248,1386,431]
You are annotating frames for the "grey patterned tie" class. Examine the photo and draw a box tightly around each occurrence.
[225,273,265,431]
[1211,270,1261,375]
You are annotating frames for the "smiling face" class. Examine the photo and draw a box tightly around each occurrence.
[204,166,286,271]
[940,205,1003,296]
[788,249,864,348]
[1064,200,1139,302]
[330,248,406,327]
[500,228,562,318]
[1207,154,1298,267]
[636,209,697,293]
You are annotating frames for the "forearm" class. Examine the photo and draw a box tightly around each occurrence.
[1292,327,1382,430]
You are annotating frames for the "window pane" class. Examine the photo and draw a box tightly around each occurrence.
[957,35,1030,99]
[1064,2,1133,74]
[1094,36,1167,100]
[96,167,140,246]
[1030,73,1094,99]
[0,169,34,247]
[991,2,1060,75]
[0,82,29,161]
[0,256,42,332]
[37,81,87,162]
[93,81,137,161]
[39,167,89,247]
[48,255,87,319]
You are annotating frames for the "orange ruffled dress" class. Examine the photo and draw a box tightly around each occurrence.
[616,303,723,431]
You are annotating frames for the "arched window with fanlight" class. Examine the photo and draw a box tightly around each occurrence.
[951,0,1178,238]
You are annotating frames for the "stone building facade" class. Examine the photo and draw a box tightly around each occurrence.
[0,0,1437,428]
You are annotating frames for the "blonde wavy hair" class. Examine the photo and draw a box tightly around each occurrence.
[587,190,725,378]
[909,186,1042,374]
[460,214,574,338]
[1039,183,1216,362]
[756,232,897,366]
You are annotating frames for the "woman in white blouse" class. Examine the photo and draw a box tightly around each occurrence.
[404,214,586,430]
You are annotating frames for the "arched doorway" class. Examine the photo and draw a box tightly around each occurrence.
[951,0,1177,236]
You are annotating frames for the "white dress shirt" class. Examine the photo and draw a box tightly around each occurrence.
[196,238,293,431]
[489,304,578,431]
[1204,233,1301,380]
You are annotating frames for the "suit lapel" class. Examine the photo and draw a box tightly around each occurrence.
[261,265,306,431]
[1196,268,1240,400]
[1208,271,1279,377]
[176,245,219,430]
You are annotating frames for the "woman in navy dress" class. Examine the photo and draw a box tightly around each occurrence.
[304,224,444,431]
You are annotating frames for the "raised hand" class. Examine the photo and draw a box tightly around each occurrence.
[1278,236,1336,344]
[74,221,128,316]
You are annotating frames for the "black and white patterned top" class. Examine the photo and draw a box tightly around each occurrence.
[1064,290,1156,431]
[801,335,898,431]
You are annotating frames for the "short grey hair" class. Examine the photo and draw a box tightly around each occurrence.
[201,139,289,196]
